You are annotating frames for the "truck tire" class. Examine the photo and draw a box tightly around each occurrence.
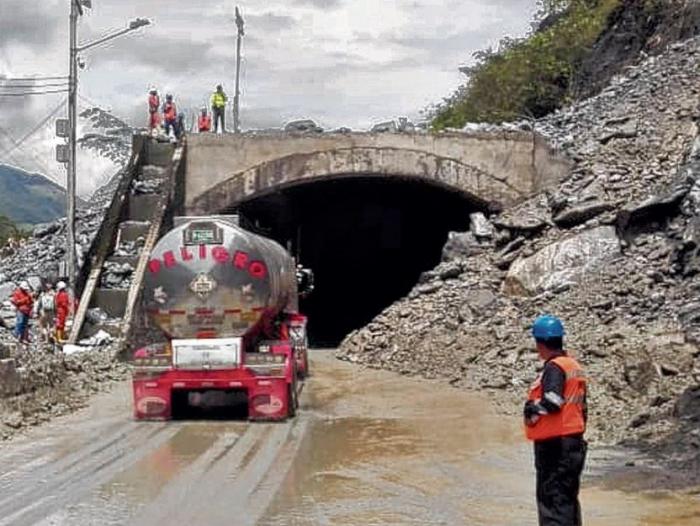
[287,381,298,419]
[301,348,309,378]
[297,335,310,379]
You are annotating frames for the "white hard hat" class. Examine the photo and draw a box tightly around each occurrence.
[56,281,67,290]
[19,281,29,290]
[149,85,157,93]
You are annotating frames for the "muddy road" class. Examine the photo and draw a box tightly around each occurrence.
[1,351,699,526]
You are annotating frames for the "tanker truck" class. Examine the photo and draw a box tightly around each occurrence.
[131,215,311,421]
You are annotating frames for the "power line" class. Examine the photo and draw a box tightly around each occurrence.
[0,82,69,89]
[0,75,68,82]
[0,125,60,183]
[0,89,69,97]
[0,97,67,158]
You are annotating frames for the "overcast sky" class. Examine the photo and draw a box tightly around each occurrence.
[0,0,537,195]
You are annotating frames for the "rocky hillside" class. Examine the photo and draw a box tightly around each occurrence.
[0,165,66,225]
[340,37,700,484]
[432,0,700,129]
[0,113,134,440]
[574,0,700,97]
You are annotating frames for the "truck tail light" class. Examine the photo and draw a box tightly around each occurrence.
[245,353,285,366]
[133,356,172,368]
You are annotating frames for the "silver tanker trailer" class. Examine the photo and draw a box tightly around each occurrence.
[131,215,311,421]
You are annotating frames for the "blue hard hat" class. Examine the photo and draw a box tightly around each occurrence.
[532,315,565,340]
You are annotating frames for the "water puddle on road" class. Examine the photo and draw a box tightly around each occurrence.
[35,422,247,526]
[259,354,700,526]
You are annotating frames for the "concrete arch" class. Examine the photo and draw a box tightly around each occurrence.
[190,147,523,214]
[184,131,571,215]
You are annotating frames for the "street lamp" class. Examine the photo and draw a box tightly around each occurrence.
[65,1,150,314]
[233,6,245,134]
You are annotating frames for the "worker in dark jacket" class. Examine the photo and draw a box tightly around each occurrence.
[162,94,178,138]
[524,315,587,526]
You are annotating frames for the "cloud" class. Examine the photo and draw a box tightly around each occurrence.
[291,0,343,9]
[0,0,60,49]
[0,0,539,191]
[245,12,298,32]
[91,33,214,74]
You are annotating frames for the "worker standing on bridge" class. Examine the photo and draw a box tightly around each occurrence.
[147,87,161,132]
[524,315,587,526]
[198,107,212,133]
[210,84,228,133]
[176,112,186,140]
[162,94,178,139]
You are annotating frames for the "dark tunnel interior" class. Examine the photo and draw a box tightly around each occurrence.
[234,177,480,347]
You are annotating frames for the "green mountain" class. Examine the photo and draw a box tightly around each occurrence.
[0,164,66,225]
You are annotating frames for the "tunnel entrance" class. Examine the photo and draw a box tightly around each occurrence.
[234,177,481,347]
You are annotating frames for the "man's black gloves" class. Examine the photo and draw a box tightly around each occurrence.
[524,400,539,420]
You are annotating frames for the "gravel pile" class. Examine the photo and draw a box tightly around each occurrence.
[339,37,700,482]
[100,261,134,289]
[0,345,128,439]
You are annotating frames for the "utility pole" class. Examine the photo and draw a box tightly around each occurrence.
[233,6,245,134]
[66,0,81,309]
[63,1,149,315]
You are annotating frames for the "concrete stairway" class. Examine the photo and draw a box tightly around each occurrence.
[74,139,175,343]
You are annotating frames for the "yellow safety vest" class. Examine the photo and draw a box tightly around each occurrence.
[211,91,227,108]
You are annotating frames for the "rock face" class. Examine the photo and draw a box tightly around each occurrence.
[284,119,323,133]
[504,226,621,296]
[339,34,700,471]
[574,0,700,99]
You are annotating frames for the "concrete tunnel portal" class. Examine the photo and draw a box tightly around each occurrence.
[185,132,571,346]
[231,177,483,347]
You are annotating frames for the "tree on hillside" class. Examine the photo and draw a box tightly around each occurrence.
[429,0,621,129]
[0,215,19,247]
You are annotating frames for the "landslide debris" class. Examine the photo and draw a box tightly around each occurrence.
[0,124,132,440]
[0,344,128,439]
[339,37,700,485]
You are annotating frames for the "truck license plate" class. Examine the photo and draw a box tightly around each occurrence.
[172,338,241,370]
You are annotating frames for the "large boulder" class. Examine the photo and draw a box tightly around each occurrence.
[284,120,323,133]
[470,212,494,239]
[442,231,483,261]
[553,200,614,228]
[504,226,621,295]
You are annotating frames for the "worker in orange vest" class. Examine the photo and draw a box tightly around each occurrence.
[148,87,161,131]
[198,107,212,133]
[162,94,178,138]
[524,315,587,526]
